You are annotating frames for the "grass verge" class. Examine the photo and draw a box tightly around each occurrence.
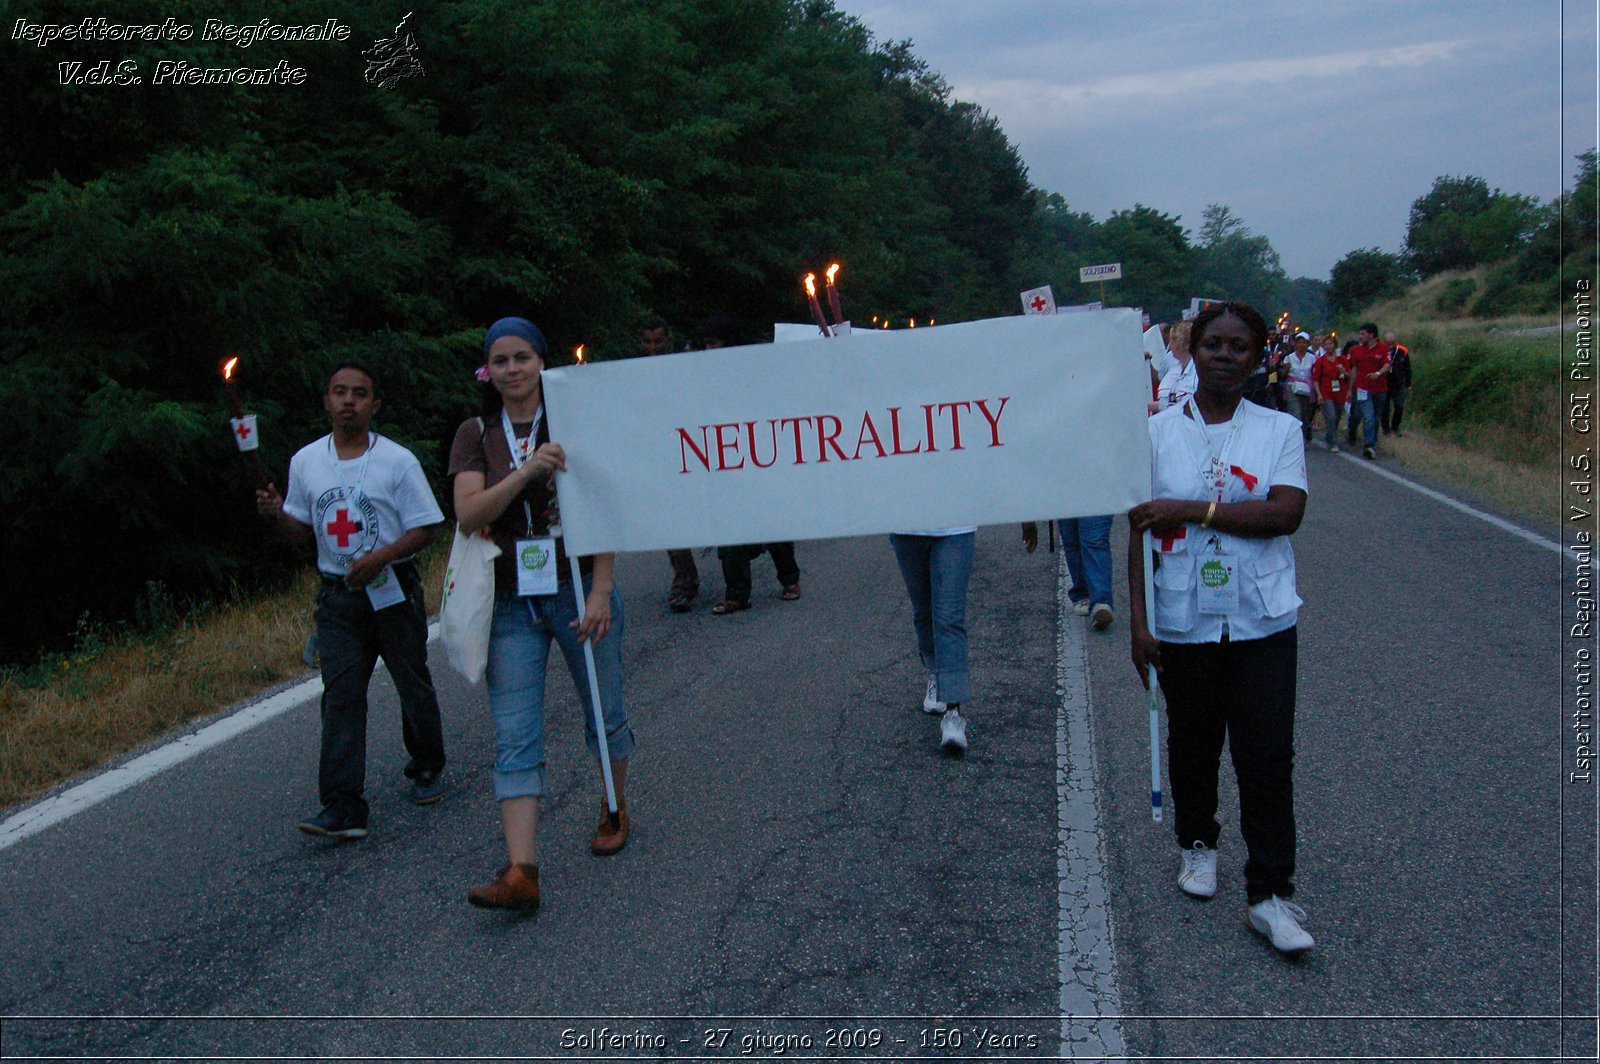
[0,548,447,814]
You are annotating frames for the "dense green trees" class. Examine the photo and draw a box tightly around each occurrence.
[1404,174,1543,277]
[1328,248,1412,315]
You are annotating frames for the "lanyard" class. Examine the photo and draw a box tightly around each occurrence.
[327,432,377,499]
[1184,396,1245,502]
[501,406,545,535]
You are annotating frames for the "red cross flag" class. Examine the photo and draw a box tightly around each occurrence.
[1019,285,1056,316]
[230,414,260,452]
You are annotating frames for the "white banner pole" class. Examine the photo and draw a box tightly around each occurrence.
[568,551,619,824]
[1142,529,1164,824]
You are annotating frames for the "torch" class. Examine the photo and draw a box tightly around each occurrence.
[575,344,586,365]
[220,356,270,490]
[824,262,844,327]
[803,273,834,338]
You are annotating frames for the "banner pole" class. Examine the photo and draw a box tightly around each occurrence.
[568,550,619,828]
[1142,529,1163,824]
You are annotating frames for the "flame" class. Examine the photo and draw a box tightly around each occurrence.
[825,263,840,284]
[576,344,585,364]
[221,356,239,381]
[881,320,889,329]
[803,273,817,297]
[929,317,936,326]
[909,318,917,328]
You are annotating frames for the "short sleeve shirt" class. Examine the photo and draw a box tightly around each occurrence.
[283,434,444,577]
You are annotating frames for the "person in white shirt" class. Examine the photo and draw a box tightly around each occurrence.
[257,361,448,840]
[1283,331,1320,442]
[1152,320,1197,414]
[1126,301,1315,955]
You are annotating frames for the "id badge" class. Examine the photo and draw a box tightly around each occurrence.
[515,537,559,596]
[1196,552,1240,614]
[365,564,406,610]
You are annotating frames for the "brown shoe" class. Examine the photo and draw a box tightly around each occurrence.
[467,862,540,912]
[591,805,629,856]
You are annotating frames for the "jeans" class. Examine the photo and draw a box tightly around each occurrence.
[485,579,635,801]
[889,532,975,705]
[1293,394,1318,441]
[1320,399,1343,449]
[314,563,446,820]
[1160,626,1298,903]
[717,542,799,604]
[1057,515,1113,608]
[1373,391,1391,435]
[1355,396,1378,449]
[1345,400,1363,445]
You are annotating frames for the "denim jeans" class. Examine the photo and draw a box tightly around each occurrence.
[1160,626,1298,903]
[485,578,635,801]
[1372,392,1391,436]
[1321,399,1342,449]
[1056,515,1113,608]
[1355,396,1378,449]
[889,532,974,705]
[314,563,445,821]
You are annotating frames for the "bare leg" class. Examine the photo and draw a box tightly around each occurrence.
[501,796,539,866]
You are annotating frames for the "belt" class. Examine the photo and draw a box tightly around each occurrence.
[321,560,419,585]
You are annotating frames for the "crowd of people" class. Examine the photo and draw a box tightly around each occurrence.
[252,299,1349,954]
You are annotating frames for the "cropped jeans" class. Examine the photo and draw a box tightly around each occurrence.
[1057,516,1113,608]
[485,578,635,801]
[890,532,975,706]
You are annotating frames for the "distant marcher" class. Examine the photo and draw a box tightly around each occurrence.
[1342,340,1364,450]
[1383,332,1412,436]
[1284,331,1319,443]
[1127,300,1315,955]
[698,314,803,614]
[450,317,636,912]
[1312,340,1349,452]
[257,361,448,840]
[1153,320,1196,413]
[1347,322,1392,459]
[640,315,701,611]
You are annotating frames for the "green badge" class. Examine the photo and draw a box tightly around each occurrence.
[521,543,549,571]
[1201,559,1231,588]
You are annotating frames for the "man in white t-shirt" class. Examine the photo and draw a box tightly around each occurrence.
[257,361,447,840]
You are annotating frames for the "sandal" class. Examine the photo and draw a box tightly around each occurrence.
[781,584,802,601]
[711,599,750,615]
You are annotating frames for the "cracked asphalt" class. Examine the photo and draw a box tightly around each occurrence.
[0,446,1593,1061]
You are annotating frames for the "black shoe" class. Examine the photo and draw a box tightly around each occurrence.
[1363,446,1376,460]
[297,807,368,840]
[410,770,446,805]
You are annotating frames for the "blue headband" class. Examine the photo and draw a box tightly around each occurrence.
[483,317,548,359]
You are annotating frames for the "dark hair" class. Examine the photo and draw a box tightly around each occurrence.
[327,359,382,398]
[698,312,741,347]
[1359,321,1379,336]
[639,315,670,335]
[1187,300,1269,355]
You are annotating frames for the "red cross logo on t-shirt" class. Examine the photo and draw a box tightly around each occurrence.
[1156,526,1187,552]
[325,508,362,547]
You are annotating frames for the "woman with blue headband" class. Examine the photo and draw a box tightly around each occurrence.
[447,317,636,913]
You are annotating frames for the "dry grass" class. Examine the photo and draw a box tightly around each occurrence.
[1364,268,1560,337]
[1379,430,1563,529]
[0,549,448,813]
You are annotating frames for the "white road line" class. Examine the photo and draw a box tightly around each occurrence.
[0,623,440,854]
[1055,552,1126,1057]
[1339,450,1565,555]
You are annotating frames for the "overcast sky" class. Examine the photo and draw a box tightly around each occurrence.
[836,0,1597,281]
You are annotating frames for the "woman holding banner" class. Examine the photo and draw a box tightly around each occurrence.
[1126,301,1314,955]
[448,317,636,913]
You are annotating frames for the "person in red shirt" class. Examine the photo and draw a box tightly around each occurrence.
[1347,323,1391,458]
[1312,342,1349,452]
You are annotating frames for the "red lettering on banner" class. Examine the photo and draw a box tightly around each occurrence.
[779,416,813,464]
[976,396,1010,447]
[713,423,744,471]
[745,421,778,468]
[887,407,921,455]
[678,427,712,473]
[816,415,847,462]
[937,401,972,450]
[921,404,939,453]
[852,411,887,460]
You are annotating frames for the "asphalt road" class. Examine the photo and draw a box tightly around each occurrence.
[0,443,1592,1062]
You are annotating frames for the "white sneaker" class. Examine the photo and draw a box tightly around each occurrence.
[1247,896,1315,954]
[1177,842,1217,898]
[1090,603,1113,630]
[939,709,968,754]
[1072,599,1091,616]
[922,674,946,715]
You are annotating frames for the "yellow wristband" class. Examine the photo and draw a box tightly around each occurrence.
[1202,500,1217,528]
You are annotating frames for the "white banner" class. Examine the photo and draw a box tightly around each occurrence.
[543,310,1151,556]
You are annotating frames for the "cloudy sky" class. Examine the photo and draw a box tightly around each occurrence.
[835,0,1597,280]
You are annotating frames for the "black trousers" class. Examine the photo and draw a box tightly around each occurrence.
[717,542,799,604]
[1160,626,1297,903]
[315,563,446,820]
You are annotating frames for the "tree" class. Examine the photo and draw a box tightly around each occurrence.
[1327,248,1410,314]
[1404,174,1542,276]
[1088,205,1194,320]
[1193,204,1289,314]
